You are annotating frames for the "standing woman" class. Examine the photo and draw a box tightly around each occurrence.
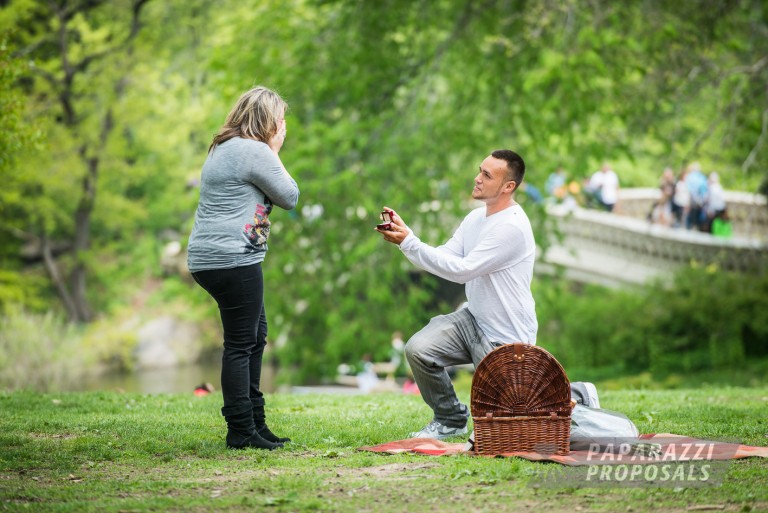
[187,86,299,450]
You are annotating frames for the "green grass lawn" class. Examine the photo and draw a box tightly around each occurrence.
[0,387,766,512]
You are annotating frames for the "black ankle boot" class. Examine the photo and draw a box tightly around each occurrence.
[253,405,291,444]
[225,410,282,450]
[226,429,283,450]
[257,425,291,444]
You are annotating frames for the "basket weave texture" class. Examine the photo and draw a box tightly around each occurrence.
[471,343,571,455]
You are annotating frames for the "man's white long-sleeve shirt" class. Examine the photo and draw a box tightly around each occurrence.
[399,205,538,344]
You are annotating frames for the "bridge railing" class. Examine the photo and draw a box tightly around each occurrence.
[614,188,768,241]
[544,189,768,278]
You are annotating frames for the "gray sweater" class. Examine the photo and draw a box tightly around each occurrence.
[187,137,299,272]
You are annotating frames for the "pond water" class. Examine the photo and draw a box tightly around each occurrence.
[63,353,277,395]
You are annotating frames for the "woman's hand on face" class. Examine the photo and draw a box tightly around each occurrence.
[268,119,287,154]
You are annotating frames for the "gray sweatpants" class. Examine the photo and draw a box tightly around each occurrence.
[405,307,591,429]
[404,308,503,428]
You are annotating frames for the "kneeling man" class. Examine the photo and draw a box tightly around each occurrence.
[377,149,538,439]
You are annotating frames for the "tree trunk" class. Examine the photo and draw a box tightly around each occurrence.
[41,234,79,321]
[69,152,98,323]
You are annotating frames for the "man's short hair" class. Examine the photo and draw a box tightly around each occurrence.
[491,149,525,185]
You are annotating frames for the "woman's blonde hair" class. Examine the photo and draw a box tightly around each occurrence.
[209,86,287,152]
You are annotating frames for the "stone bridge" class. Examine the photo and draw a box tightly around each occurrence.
[538,188,768,287]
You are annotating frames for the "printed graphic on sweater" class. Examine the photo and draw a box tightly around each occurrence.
[245,203,272,246]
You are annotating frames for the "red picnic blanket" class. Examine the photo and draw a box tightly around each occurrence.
[359,433,768,466]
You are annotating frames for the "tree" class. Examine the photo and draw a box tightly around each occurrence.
[1,0,766,382]
[207,0,767,380]
[0,0,150,322]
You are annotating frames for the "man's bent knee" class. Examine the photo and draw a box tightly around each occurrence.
[404,331,434,363]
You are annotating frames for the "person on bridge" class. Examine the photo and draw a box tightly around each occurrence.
[705,172,727,234]
[375,150,539,440]
[648,167,676,226]
[671,167,690,229]
[684,162,709,231]
[587,162,620,212]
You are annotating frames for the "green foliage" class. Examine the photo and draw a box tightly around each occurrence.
[1,0,767,381]
[0,302,148,390]
[643,265,768,373]
[536,277,650,374]
[0,32,44,300]
[0,305,84,391]
[0,33,38,172]
[536,266,768,381]
[189,0,768,382]
[0,269,48,311]
[78,314,139,373]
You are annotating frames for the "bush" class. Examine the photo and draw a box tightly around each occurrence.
[642,265,768,373]
[0,304,84,391]
[535,266,768,381]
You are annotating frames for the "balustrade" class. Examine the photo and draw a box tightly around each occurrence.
[542,189,767,285]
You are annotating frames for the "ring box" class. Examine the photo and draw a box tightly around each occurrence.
[377,210,393,230]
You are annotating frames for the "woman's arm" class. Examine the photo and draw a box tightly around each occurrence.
[248,143,299,210]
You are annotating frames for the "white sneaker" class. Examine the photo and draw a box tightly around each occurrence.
[583,382,600,409]
[571,381,601,408]
[409,420,468,440]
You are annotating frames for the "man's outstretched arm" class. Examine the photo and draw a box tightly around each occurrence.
[377,207,523,283]
[376,207,463,257]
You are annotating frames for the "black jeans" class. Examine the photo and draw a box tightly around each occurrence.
[192,263,267,419]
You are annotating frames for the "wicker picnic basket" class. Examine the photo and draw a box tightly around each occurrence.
[470,343,571,455]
